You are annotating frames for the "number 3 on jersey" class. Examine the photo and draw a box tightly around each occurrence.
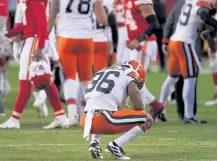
[180,4,192,26]
[66,0,90,14]
[86,71,120,94]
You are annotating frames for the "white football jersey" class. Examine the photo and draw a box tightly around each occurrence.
[58,0,96,39]
[92,0,114,42]
[85,65,136,112]
[171,0,205,43]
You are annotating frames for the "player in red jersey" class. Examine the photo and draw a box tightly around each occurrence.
[0,0,70,129]
[123,0,165,120]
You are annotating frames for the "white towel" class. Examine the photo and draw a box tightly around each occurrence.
[83,110,96,140]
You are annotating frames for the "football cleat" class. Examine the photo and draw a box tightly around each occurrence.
[205,94,217,106]
[29,60,52,90]
[184,117,207,124]
[43,117,70,129]
[69,115,79,126]
[0,117,20,129]
[150,105,165,121]
[105,142,130,160]
[89,141,103,159]
[157,113,167,122]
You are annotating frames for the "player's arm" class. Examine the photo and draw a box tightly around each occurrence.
[136,4,160,42]
[94,0,108,25]
[31,1,47,49]
[108,12,118,53]
[128,81,144,111]
[48,0,59,33]
[197,1,217,30]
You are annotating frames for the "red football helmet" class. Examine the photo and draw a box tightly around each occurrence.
[29,60,52,90]
[122,60,146,88]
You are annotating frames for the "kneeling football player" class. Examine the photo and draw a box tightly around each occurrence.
[80,60,153,160]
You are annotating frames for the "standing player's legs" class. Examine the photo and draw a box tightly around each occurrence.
[116,27,129,65]
[93,41,109,73]
[205,53,217,106]
[32,90,48,117]
[0,38,36,129]
[179,43,203,123]
[159,41,180,113]
[139,41,165,119]
[80,110,153,159]
[77,39,94,118]
[57,37,79,125]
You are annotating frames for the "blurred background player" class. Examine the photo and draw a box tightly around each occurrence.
[49,0,108,125]
[92,0,118,73]
[115,0,130,65]
[81,60,153,160]
[124,0,164,119]
[204,9,217,106]
[0,0,70,129]
[153,0,166,72]
[159,0,217,124]
[0,0,8,116]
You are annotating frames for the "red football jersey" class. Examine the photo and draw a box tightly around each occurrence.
[115,0,126,27]
[23,0,48,48]
[124,0,156,41]
[0,0,8,17]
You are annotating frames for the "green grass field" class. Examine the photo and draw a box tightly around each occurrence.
[0,65,216,161]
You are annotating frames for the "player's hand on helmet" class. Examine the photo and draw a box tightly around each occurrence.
[127,39,141,50]
[162,43,169,55]
[51,59,60,71]
[32,48,43,61]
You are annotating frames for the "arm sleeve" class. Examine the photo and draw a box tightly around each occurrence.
[108,12,118,52]
[162,7,176,43]
[5,24,24,38]
[31,1,48,49]
[197,7,217,29]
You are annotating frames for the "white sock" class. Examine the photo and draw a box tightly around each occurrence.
[77,82,90,116]
[64,79,79,117]
[32,91,39,101]
[114,126,144,147]
[160,75,178,104]
[183,77,196,119]
[90,134,101,144]
[140,84,155,105]
[38,90,47,103]
[56,114,67,121]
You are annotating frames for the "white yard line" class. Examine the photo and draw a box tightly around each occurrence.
[0,142,216,148]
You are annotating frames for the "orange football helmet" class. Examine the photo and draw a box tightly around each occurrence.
[122,60,146,88]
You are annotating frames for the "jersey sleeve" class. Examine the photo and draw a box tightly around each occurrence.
[134,0,153,6]
[196,0,211,9]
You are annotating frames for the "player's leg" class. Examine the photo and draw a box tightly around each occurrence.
[93,41,109,73]
[180,43,206,123]
[56,36,79,126]
[77,39,94,120]
[81,110,152,159]
[32,90,48,117]
[0,37,37,129]
[0,56,11,95]
[159,41,180,119]
[205,53,217,106]
[116,27,128,65]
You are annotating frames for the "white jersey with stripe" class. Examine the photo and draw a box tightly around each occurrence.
[170,0,205,44]
[58,0,96,39]
[84,66,135,112]
[92,0,114,42]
